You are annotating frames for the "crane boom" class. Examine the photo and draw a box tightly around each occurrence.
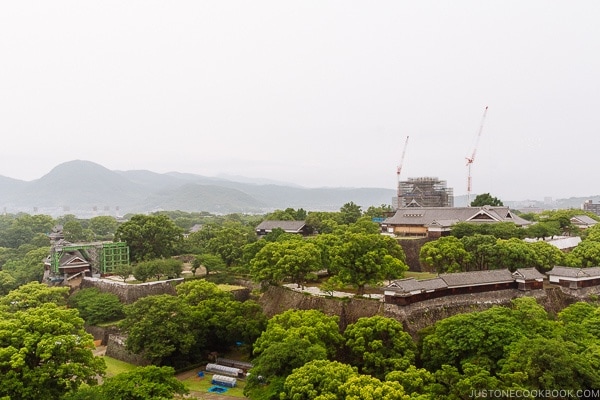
[466,106,488,205]
[396,136,409,208]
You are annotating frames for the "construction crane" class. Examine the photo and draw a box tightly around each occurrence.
[466,106,488,206]
[396,135,409,207]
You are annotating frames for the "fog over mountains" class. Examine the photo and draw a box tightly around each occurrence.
[0,160,396,217]
[1,160,597,218]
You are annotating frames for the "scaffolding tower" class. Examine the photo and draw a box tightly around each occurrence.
[397,177,454,208]
[50,241,130,275]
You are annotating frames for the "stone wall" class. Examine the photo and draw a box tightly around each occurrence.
[259,284,594,338]
[85,325,119,345]
[105,334,151,366]
[397,237,434,272]
[80,277,182,304]
[259,285,384,331]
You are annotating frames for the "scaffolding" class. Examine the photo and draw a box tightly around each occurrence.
[398,177,454,208]
[50,241,130,275]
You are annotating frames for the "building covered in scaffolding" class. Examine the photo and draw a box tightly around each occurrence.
[397,177,454,209]
[44,225,130,285]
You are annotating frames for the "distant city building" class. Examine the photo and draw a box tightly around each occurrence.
[396,177,454,209]
[583,200,600,216]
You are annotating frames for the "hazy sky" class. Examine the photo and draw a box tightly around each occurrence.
[1,1,599,201]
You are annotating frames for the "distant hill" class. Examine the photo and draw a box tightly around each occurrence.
[0,160,396,217]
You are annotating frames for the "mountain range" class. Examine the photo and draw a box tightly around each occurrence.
[1,160,597,218]
[0,160,397,217]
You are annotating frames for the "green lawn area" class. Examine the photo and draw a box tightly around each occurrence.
[182,372,247,397]
[404,271,438,280]
[102,356,137,377]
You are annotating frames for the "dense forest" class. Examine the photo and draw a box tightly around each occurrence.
[1,203,600,399]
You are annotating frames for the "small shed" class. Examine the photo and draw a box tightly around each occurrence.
[211,374,237,388]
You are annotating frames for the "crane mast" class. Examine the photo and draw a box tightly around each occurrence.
[466,106,488,205]
[396,136,409,207]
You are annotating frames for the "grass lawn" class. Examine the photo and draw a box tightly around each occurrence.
[404,271,438,280]
[102,356,137,377]
[182,372,246,397]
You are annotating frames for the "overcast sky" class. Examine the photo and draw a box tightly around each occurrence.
[1,1,599,202]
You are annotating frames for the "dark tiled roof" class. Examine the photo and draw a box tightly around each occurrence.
[387,277,447,293]
[440,269,514,287]
[383,206,531,228]
[255,220,306,233]
[546,266,600,279]
[513,268,545,280]
[571,215,598,225]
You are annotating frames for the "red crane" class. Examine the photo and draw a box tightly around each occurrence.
[466,106,488,205]
[396,135,409,206]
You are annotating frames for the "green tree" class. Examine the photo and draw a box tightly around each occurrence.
[1,247,49,286]
[343,316,416,379]
[114,214,184,262]
[339,375,408,400]
[63,219,94,242]
[251,310,343,379]
[330,232,407,295]
[500,337,600,390]
[339,202,363,225]
[419,236,470,273]
[460,234,497,271]
[308,233,343,274]
[176,279,232,304]
[528,240,565,272]
[68,288,124,325]
[434,363,504,399]
[491,238,540,271]
[100,365,188,399]
[0,303,106,400]
[0,281,69,311]
[386,365,437,396]
[112,263,134,283]
[281,360,358,400]
[566,240,600,268]
[193,253,225,276]
[205,222,256,267]
[470,192,503,207]
[120,295,197,365]
[89,216,119,239]
[525,221,561,240]
[0,270,17,296]
[420,306,527,374]
[250,239,322,289]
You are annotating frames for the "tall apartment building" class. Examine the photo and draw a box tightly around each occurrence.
[583,200,600,216]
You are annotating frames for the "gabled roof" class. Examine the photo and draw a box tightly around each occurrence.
[513,268,545,281]
[387,277,447,293]
[255,220,307,233]
[571,215,598,226]
[439,269,514,287]
[383,206,531,228]
[546,266,600,279]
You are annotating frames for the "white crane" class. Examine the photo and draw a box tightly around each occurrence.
[466,106,488,206]
[396,136,409,207]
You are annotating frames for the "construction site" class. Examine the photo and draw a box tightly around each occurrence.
[44,225,130,286]
[394,106,488,210]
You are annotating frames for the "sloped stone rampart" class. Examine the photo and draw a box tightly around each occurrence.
[259,285,595,338]
[258,285,384,330]
[80,277,181,304]
[105,334,151,366]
